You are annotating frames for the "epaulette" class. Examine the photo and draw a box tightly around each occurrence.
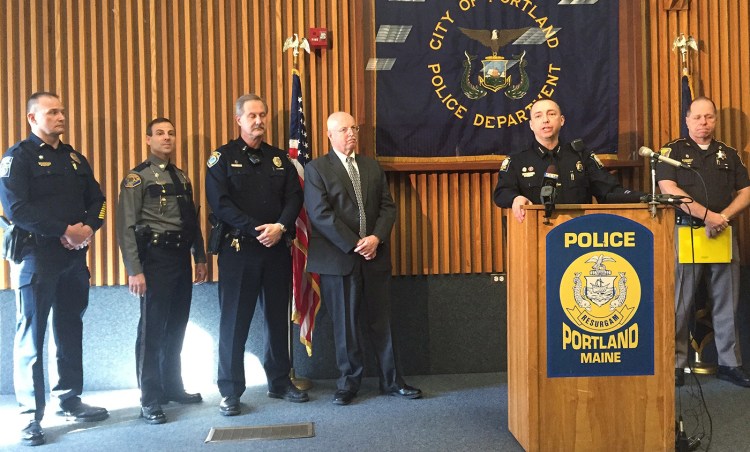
[133,161,151,172]
[661,137,686,149]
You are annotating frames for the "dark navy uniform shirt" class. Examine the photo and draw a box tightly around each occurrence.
[493,140,638,208]
[655,137,750,215]
[205,137,302,239]
[0,133,106,243]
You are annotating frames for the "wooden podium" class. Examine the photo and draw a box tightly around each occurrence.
[506,204,675,451]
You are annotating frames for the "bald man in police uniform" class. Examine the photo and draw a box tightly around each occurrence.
[657,96,750,388]
[205,94,307,416]
[0,92,108,447]
[493,98,641,222]
[117,117,208,424]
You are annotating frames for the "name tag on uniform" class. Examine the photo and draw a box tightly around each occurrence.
[230,163,243,168]
[38,161,52,167]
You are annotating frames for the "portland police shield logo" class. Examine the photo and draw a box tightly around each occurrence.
[546,214,654,378]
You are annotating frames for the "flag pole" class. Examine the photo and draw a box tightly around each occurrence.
[285,33,313,391]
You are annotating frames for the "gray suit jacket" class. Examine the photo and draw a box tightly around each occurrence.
[304,150,396,275]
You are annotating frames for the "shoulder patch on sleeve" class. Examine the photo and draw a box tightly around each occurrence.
[659,147,672,158]
[124,173,142,188]
[0,156,13,177]
[207,151,221,168]
[500,157,511,172]
[590,153,604,169]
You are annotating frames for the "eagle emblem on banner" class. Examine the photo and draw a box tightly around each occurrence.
[459,27,531,99]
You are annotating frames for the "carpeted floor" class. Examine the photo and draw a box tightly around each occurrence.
[0,372,747,451]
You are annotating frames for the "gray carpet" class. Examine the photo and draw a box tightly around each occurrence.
[0,373,748,451]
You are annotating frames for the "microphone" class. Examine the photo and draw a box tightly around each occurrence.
[570,138,586,153]
[540,165,559,218]
[639,193,688,205]
[639,146,689,169]
[602,190,643,203]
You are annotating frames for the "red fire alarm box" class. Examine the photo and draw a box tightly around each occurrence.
[309,28,328,49]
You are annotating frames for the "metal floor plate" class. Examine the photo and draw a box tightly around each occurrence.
[205,422,315,442]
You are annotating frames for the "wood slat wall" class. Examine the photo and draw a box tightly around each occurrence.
[387,171,504,276]
[3,1,750,288]
[644,0,750,261]
[0,0,362,289]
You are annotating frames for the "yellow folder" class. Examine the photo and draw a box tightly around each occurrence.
[678,226,732,264]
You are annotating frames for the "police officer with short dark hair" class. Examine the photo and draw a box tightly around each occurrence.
[657,96,750,388]
[206,93,307,416]
[0,92,108,447]
[493,99,641,222]
[116,117,208,424]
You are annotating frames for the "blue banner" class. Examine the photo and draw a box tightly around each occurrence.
[545,214,654,378]
[375,0,619,157]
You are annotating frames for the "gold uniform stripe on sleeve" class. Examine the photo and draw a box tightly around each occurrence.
[99,202,107,220]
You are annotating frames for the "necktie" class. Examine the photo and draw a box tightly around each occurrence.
[165,164,198,240]
[346,156,367,238]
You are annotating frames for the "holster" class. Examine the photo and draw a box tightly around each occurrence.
[132,224,152,260]
[0,216,32,264]
[207,213,225,255]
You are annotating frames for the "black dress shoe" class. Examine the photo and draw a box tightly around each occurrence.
[386,384,423,399]
[675,368,685,387]
[332,390,356,406]
[21,420,45,446]
[268,385,309,403]
[219,396,241,416]
[57,399,109,422]
[140,405,167,425]
[717,365,750,388]
[161,391,203,404]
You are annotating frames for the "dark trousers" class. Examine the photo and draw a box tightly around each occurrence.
[12,254,90,420]
[136,245,193,406]
[216,243,292,397]
[319,259,403,393]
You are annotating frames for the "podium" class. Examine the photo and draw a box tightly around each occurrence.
[506,204,675,451]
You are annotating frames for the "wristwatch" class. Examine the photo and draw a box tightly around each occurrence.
[276,223,287,232]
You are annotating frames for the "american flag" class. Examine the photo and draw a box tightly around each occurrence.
[288,69,321,356]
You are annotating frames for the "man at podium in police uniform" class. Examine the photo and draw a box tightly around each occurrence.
[493,98,641,222]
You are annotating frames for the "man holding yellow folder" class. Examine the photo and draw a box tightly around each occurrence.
[657,96,750,388]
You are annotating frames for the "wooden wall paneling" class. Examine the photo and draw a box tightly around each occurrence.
[480,172,492,272]
[428,173,439,274]
[491,173,503,272]
[469,173,481,272]
[458,172,469,273]
[417,173,429,274]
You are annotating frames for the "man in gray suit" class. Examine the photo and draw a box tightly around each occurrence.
[304,111,422,405]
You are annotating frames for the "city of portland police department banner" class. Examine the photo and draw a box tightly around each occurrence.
[374,0,619,157]
[546,214,654,378]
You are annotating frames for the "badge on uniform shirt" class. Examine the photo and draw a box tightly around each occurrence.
[575,161,583,172]
[273,156,283,168]
[124,173,142,188]
[717,148,726,160]
[207,151,221,168]
[500,157,511,172]
[70,152,81,164]
[522,166,535,177]
[659,147,672,158]
[0,156,12,177]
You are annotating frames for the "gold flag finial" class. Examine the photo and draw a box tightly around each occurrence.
[283,33,311,67]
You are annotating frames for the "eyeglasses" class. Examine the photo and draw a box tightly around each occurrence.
[336,126,360,134]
